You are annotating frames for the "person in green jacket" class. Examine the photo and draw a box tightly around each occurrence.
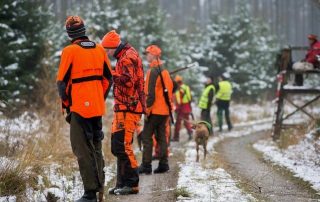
[216,73,233,132]
[198,76,216,134]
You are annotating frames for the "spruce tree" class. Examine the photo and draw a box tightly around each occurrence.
[0,0,51,114]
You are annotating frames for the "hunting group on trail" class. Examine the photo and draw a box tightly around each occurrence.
[56,16,233,202]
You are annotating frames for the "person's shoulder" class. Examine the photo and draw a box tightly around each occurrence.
[61,44,77,55]
[96,43,105,50]
[314,41,320,49]
[126,47,140,60]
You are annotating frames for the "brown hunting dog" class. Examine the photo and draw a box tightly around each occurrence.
[193,121,212,162]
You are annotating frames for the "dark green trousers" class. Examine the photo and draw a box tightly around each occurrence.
[70,112,105,192]
[216,100,232,130]
[142,114,169,166]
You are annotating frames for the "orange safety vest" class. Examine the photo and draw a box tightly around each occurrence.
[56,38,112,118]
[145,60,173,115]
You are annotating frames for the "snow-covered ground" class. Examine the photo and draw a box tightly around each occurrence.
[176,141,255,202]
[253,129,320,192]
[176,118,272,202]
[24,164,115,202]
[0,112,41,147]
[0,112,116,201]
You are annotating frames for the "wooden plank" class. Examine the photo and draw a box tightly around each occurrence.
[284,98,315,120]
[287,69,320,74]
[290,46,309,51]
[283,88,320,94]
[282,95,320,121]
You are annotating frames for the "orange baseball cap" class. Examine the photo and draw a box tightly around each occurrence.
[175,75,183,82]
[145,45,161,56]
[102,30,121,48]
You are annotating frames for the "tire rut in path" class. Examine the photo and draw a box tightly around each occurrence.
[216,131,320,202]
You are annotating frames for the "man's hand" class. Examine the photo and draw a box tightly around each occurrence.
[145,108,151,122]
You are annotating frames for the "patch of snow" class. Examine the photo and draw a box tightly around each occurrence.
[0,196,16,202]
[0,157,18,170]
[0,112,40,133]
[253,131,320,191]
[0,23,10,29]
[27,163,116,201]
[4,63,18,71]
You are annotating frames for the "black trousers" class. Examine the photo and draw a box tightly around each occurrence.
[216,100,232,130]
[70,112,105,192]
[142,114,169,166]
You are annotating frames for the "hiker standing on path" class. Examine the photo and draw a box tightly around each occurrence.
[198,76,216,135]
[216,73,233,132]
[139,45,173,174]
[172,75,193,141]
[56,16,112,202]
[101,30,146,195]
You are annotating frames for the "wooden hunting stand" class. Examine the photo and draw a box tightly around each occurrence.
[272,47,320,141]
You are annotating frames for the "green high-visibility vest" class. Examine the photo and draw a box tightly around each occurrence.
[216,81,232,101]
[198,84,216,109]
[175,84,191,104]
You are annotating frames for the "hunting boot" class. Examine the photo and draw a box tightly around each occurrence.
[138,163,152,174]
[114,186,139,195]
[108,186,121,195]
[153,163,169,174]
[75,190,97,202]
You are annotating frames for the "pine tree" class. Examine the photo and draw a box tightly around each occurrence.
[0,0,51,114]
[184,1,278,100]
[70,0,182,69]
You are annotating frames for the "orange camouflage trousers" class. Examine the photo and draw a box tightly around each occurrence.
[111,112,141,187]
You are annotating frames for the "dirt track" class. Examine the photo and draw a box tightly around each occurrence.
[215,131,320,202]
[105,137,186,202]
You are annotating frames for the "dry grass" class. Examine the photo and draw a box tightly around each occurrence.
[0,160,28,198]
[277,124,308,149]
[174,187,191,198]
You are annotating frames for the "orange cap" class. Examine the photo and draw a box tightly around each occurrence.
[102,30,121,48]
[308,34,317,41]
[175,75,183,82]
[145,45,161,56]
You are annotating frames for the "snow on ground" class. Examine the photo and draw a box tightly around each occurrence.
[0,196,16,202]
[176,119,272,202]
[0,112,41,148]
[0,112,40,133]
[230,102,274,123]
[0,113,116,201]
[177,141,255,202]
[253,129,320,192]
[25,163,115,201]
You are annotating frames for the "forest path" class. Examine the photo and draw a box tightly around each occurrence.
[105,133,188,202]
[215,130,320,202]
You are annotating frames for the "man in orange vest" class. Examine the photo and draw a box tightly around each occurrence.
[139,45,173,174]
[56,16,112,202]
[101,30,145,195]
[172,75,193,141]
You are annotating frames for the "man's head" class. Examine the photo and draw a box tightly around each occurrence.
[175,75,183,85]
[102,30,121,56]
[219,72,230,81]
[145,45,161,63]
[308,34,317,46]
[65,16,86,40]
[206,76,213,85]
